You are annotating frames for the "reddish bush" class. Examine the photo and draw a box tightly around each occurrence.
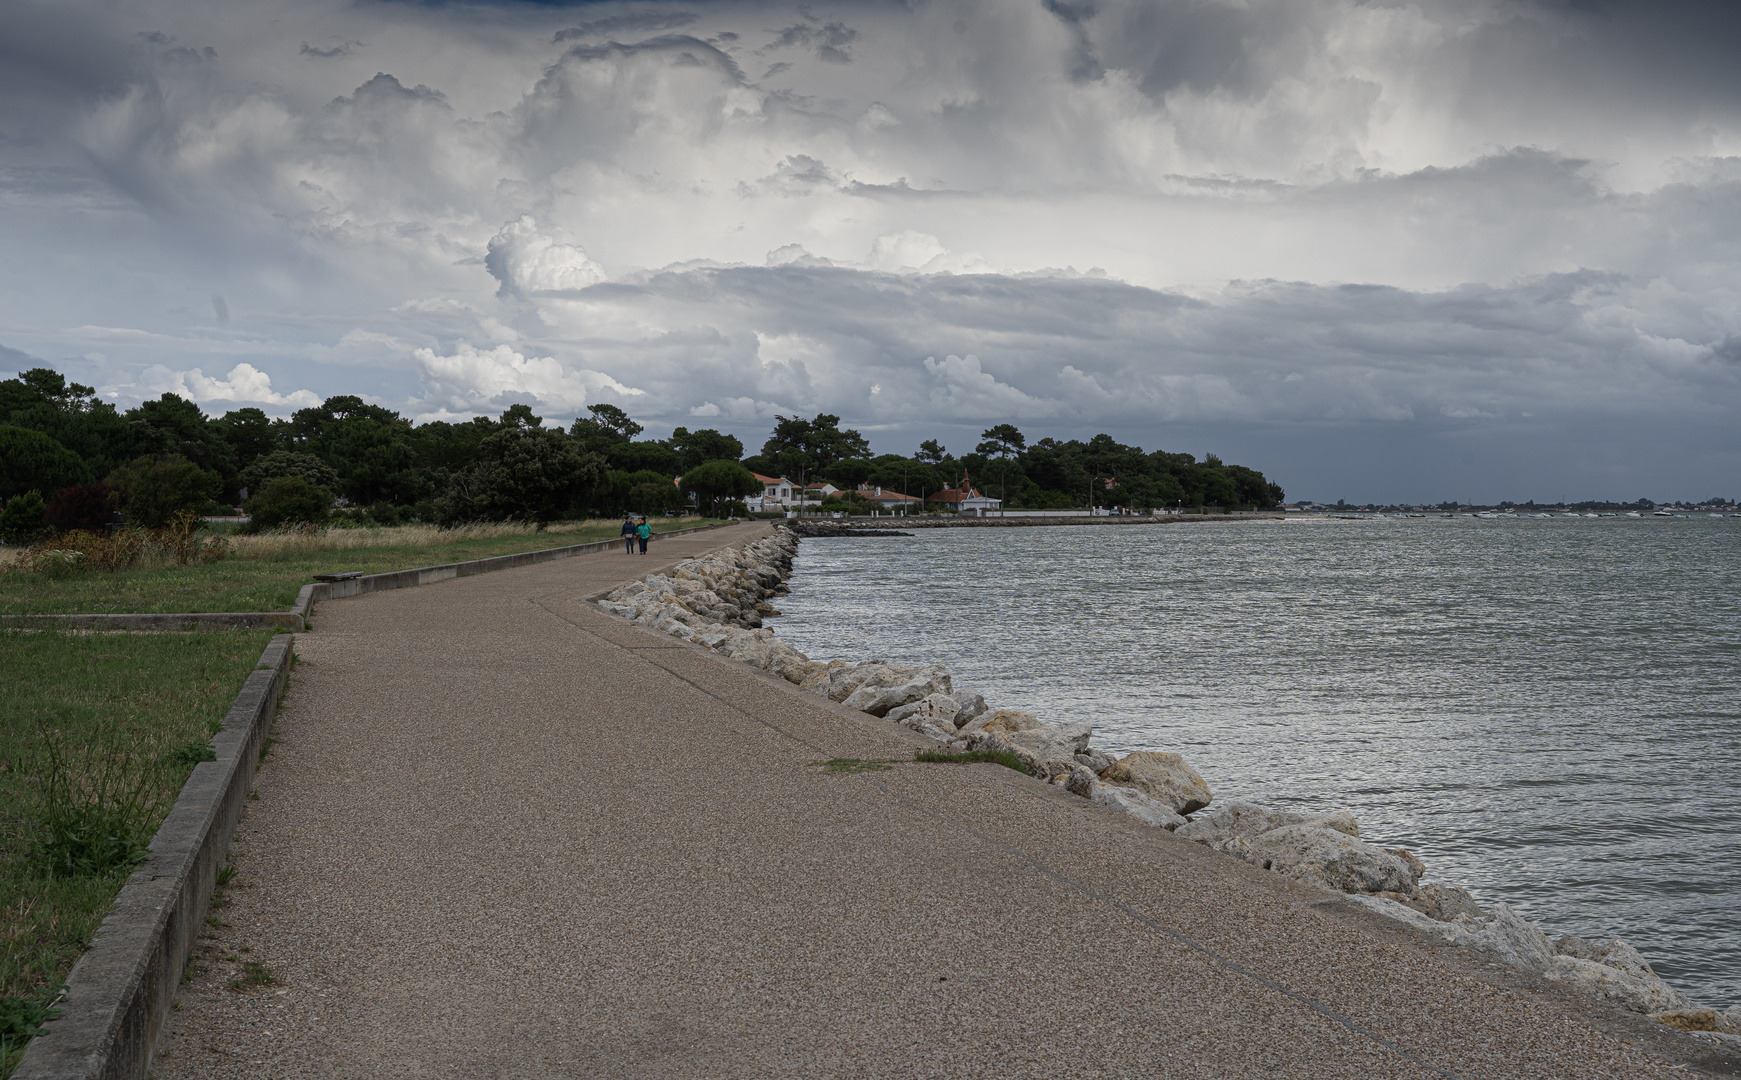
[46,483,125,534]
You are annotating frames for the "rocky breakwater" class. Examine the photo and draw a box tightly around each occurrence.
[596,528,1740,1043]
[1173,802,1741,1036]
[591,529,1214,824]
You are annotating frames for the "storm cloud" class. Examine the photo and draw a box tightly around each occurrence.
[0,0,1737,500]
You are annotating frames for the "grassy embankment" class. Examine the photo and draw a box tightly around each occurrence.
[0,630,273,1073]
[0,518,722,616]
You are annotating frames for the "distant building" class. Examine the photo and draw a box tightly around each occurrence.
[927,472,1001,514]
[857,483,920,511]
[753,473,796,506]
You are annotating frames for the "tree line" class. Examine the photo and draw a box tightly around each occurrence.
[0,365,1282,540]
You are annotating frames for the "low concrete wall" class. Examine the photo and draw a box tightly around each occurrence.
[13,634,295,1080]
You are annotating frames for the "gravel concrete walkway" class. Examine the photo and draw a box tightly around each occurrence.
[152,524,1716,1078]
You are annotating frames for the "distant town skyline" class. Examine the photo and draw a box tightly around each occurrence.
[2,0,1737,503]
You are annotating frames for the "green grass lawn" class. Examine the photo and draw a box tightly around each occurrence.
[0,630,273,1072]
[0,518,723,616]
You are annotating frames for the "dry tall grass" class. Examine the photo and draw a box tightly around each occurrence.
[224,520,604,560]
[5,516,229,577]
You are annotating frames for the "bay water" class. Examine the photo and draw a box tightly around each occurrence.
[771,517,1741,1008]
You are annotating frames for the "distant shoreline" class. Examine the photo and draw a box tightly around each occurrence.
[782,511,1283,532]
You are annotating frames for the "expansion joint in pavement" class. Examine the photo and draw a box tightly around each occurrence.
[536,593,1465,1080]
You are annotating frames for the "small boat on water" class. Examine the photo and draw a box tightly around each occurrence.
[1476,511,1498,518]
[1626,511,1642,517]
[1653,510,1676,517]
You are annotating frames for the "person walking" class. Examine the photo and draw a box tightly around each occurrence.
[620,513,637,554]
[635,516,651,554]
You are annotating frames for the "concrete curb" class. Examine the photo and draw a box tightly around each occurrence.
[13,633,295,1080]
[1,522,729,633]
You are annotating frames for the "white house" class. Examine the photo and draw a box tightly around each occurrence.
[753,473,796,505]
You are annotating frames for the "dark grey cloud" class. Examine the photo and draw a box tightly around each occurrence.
[163,45,216,63]
[300,41,358,59]
[551,33,746,82]
[553,12,698,43]
[1041,0,1105,82]
[763,19,858,64]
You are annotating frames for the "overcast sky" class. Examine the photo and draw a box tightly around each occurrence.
[2,0,1737,502]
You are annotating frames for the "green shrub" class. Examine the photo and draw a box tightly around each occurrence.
[362,503,409,527]
[106,455,221,529]
[0,427,91,502]
[0,491,49,545]
[244,476,332,530]
[237,451,339,499]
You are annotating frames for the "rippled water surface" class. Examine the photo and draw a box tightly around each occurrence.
[772,517,1741,1007]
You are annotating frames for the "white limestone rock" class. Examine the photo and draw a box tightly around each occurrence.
[810,661,916,703]
[965,734,1043,776]
[1063,765,1098,798]
[1548,956,1693,1015]
[1554,935,1658,981]
[841,665,951,717]
[1074,747,1114,775]
[1416,882,1486,922]
[1345,896,1558,973]
[949,689,989,723]
[1174,801,1360,844]
[797,661,851,693]
[1243,824,1423,895]
[996,722,1094,779]
[1099,751,1213,815]
[1088,782,1188,830]
[885,693,963,729]
[959,709,1044,736]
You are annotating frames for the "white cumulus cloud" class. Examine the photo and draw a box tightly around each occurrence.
[410,341,642,421]
[486,216,608,298]
[138,362,320,408]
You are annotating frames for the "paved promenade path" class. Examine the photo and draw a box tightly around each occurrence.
[155,524,1707,1078]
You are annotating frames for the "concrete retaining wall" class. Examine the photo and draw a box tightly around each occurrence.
[13,634,296,1080]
